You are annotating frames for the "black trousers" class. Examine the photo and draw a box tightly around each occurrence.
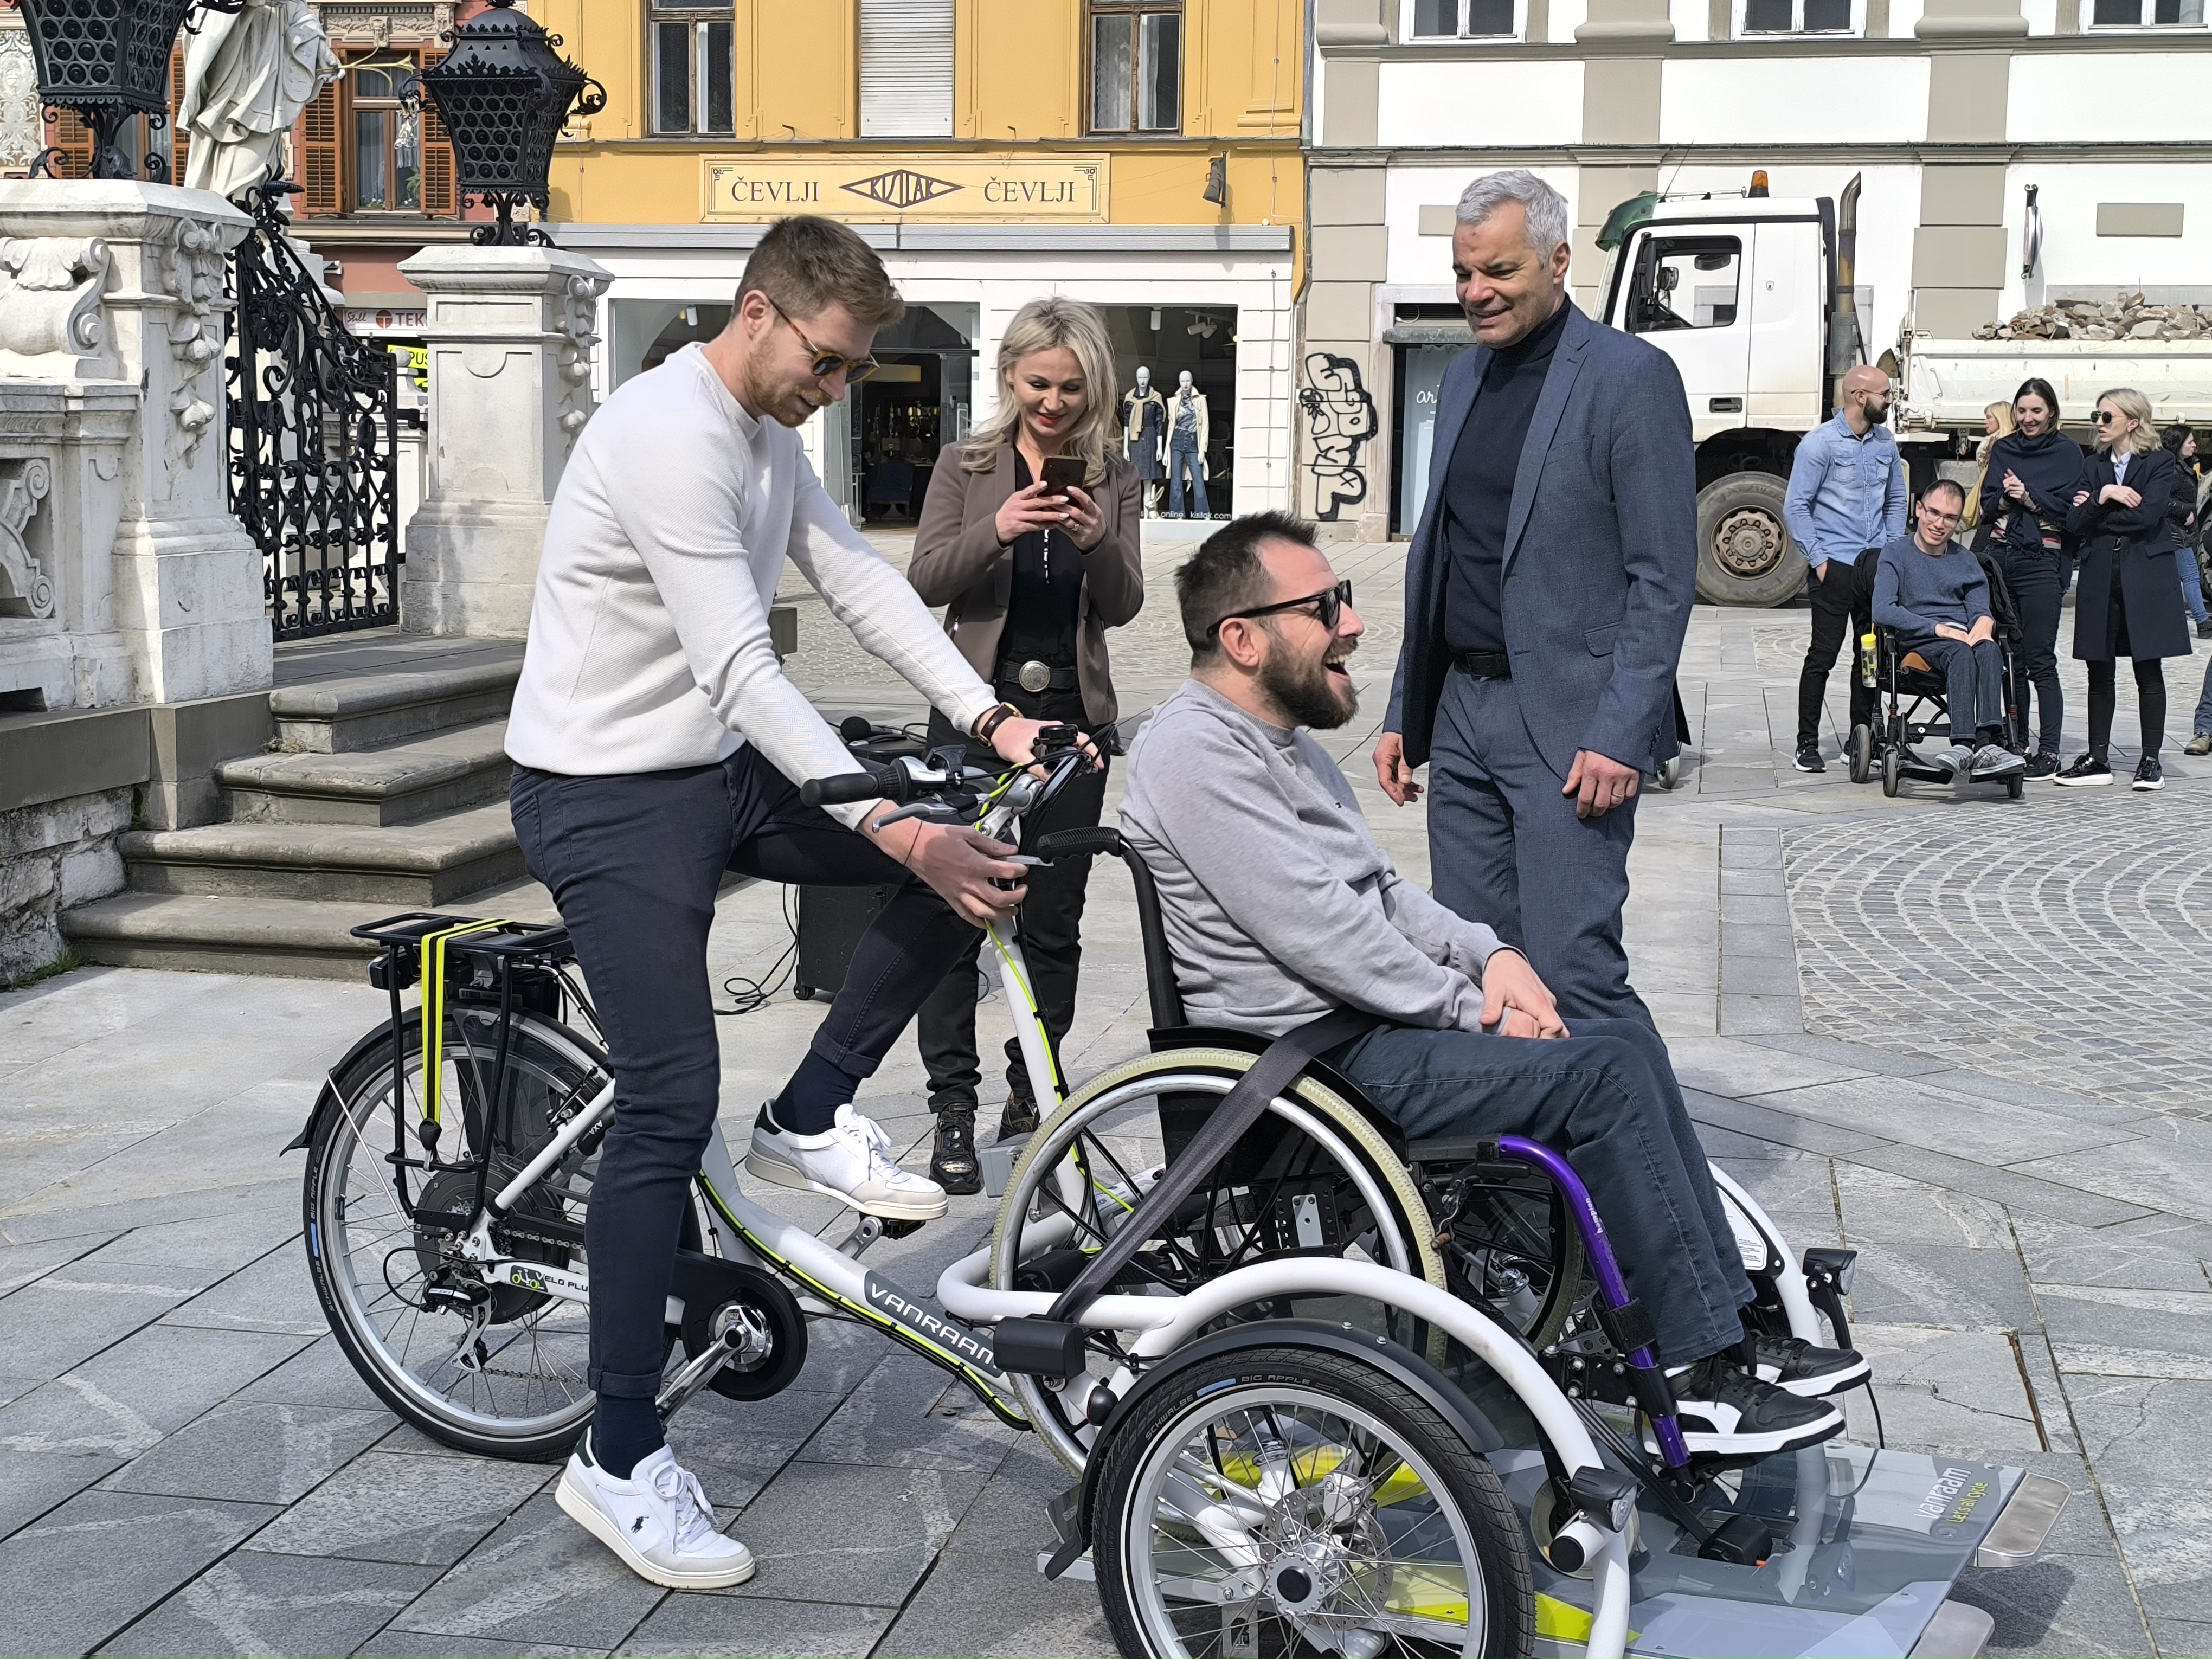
[1997,545,2067,755]
[510,747,972,1401]
[2086,559,2170,761]
[1796,550,1877,747]
[915,688,1109,1112]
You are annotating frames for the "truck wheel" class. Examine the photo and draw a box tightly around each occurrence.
[1696,473,1805,608]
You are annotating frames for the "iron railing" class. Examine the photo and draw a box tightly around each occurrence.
[227,183,400,638]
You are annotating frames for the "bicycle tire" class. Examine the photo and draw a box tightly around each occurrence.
[303,1004,697,1462]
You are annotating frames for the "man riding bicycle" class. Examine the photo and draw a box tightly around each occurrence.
[1118,512,1867,1462]
[505,215,1081,1588]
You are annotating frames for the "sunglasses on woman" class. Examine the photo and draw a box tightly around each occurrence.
[1207,580,1353,639]
[770,300,880,384]
[2092,410,2118,425]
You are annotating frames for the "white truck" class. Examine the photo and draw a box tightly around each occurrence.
[1597,177,2212,606]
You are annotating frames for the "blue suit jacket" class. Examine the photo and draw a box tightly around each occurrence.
[1386,303,1697,776]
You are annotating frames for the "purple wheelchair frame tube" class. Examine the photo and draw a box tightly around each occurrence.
[1495,1134,1692,1469]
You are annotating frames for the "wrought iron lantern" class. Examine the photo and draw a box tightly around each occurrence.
[19,0,245,182]
[416,0,606,247]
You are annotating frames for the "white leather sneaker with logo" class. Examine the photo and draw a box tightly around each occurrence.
[555,1436,755,1590]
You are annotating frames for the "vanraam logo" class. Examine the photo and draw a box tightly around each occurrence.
[1915,1466,1985,1523]
[864,1271,997,1370]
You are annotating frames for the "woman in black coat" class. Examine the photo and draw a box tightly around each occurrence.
[1979,377,2086,777]
[2059,388,2189,789]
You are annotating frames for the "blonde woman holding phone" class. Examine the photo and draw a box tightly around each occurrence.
[906,297,1143,1190]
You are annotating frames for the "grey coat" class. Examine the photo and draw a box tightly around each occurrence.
[1385,303,1697,775]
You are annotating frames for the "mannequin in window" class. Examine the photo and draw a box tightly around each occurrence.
[1166,368,1211,519]
[1122,365,1166,518]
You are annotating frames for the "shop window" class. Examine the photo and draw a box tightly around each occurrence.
[860,0,954,137]
[1737,0,1855,31]
[297,53,456,217]
[1406,0,1520,36]
[1089,2,1181,134]
[651,2,734,136]
[2091,0,2203,23]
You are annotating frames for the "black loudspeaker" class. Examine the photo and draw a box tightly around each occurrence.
[792,718,927,1001]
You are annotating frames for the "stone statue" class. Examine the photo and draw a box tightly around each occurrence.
[178,0,341,201]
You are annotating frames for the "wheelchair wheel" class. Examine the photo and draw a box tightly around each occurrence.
[1847,724,1873,784]
[1880,745,1900,798]
[1092,1343,1535,1658]
[991,1049,1443,1474]
[1651,754,1680,792]
[2005,771,2024,800]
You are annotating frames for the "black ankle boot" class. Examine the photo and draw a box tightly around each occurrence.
[930,1105,981,1195]
[996,1089,1038,1142]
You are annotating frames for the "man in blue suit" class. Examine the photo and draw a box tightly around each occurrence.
[1374,170,1695,1027]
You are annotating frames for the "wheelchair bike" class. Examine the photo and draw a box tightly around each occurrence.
[287,734,2063,1659]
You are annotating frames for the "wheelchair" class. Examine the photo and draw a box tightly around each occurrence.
[946,823,2067,1657]
[1847,551,2028,800]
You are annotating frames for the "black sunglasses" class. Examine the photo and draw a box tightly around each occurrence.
[2093,409,2119,425]
[1207,580,1353,639]
[770,299,879,384]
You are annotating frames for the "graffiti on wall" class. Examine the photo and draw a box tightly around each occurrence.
[1299,351,1378,522]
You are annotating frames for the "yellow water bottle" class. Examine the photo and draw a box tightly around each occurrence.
[1858,631,1878,689]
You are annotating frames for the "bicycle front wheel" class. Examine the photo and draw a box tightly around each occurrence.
[303,1005,617,1461]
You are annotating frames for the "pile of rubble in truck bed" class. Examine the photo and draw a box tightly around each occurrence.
[1975,295,2212,342]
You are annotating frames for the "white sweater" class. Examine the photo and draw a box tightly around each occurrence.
[505,345,999,826]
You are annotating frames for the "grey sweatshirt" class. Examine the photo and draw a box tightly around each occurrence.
[1872,533,1992,641]
[1118,679,1507,1038]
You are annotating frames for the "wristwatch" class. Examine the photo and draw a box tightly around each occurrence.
[972,702,1020,745]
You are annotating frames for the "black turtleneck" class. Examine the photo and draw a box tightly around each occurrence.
[1442,297,1572,657]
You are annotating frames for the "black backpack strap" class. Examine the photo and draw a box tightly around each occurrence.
[993,1005,1379,1379]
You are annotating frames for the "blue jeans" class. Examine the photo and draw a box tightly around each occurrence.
[1911,634,2006,742]
[1330,1018,1752,1367]
[2179,547,2209,626]
[1166,433,1208,518]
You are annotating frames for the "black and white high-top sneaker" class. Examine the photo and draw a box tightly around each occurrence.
[1656,1355,1846,1458]
[1750,1332,1870,1397]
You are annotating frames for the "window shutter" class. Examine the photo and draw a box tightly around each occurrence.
[419,50,455,216]
[859,0,954,138]
[169,43,189,186]
[300,74,344,213]
[43,109,93,179]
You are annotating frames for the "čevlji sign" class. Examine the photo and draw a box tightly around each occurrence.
[702,157,1108,222]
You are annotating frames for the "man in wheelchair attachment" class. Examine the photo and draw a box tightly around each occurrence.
[1118,513,1866,1460]
[1872,479,2026,782]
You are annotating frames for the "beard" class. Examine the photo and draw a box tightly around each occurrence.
[1865,399,1891,426]
[1260,644,1359,730]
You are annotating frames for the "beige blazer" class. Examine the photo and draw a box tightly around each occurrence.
[908,441,1144,729]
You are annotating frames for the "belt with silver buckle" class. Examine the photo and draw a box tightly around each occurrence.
[1004,659,1079,694]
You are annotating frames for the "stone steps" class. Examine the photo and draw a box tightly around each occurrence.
[271,652,523,754]
[116,802,523,905]
[219,719,512,827]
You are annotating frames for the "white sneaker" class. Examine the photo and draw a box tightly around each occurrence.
[746,1103,949,1220]
[556,1436,755,1590]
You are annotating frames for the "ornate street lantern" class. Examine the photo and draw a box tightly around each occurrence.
[19,0,244,181]
[416,0,605,247]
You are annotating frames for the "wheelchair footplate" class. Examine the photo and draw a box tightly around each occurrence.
[1504,1441,2067,1659]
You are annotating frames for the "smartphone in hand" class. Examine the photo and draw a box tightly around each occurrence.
[1041,456,1086,496]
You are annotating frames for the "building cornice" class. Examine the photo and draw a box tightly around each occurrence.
[1316,30,2212,57]
[552,222,1297,253]
[1307,140,2212,164]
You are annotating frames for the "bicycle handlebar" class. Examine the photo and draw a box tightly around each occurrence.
[799,763,902,808]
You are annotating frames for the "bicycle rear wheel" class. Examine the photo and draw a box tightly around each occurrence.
[304,1005,661,1461]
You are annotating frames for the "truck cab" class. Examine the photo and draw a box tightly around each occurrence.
[1599,187,1853,606]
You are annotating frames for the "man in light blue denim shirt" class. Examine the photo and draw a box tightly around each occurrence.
[1784,364,1907,773]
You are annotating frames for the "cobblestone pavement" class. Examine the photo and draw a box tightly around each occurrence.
[1789,789,2212,1119]
[6,536,2212,1657]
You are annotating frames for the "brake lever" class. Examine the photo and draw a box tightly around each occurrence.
[871,801,962,830]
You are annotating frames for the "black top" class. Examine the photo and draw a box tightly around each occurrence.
[1442,298,1571,655]
[999,451,1085,666]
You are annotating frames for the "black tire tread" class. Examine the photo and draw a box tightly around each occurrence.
[1094,1345,1535,1659]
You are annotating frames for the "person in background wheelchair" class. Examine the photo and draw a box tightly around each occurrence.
[1118,511,1865,1462]
[1872,479,2027,783]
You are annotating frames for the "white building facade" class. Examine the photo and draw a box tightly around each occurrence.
[1302,0,2212,538]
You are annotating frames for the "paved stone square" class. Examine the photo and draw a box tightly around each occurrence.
[5,537,2212,1656]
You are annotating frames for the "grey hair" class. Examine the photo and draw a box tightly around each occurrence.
[1456,169,1571,259]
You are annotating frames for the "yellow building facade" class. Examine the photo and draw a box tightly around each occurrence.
[537,0,1304,522]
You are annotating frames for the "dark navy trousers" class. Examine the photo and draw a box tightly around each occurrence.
[511,747,971,1401]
